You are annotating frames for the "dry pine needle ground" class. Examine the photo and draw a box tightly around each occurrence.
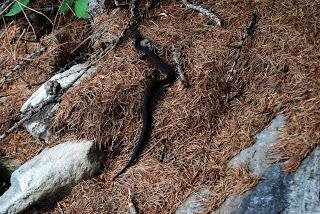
[1,0,319,213]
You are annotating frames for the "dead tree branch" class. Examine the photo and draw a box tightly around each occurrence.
[181,0,221,26]
[171,44,189,87]
[0,47,47,87]
[226,8,258,82]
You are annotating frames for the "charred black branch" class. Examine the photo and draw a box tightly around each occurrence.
[226,8,258,82]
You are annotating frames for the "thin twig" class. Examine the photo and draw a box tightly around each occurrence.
[57,202,64,214]
[0,47,48,87]
[226,8,258,82]
[0,0,14,17]
[181,0,221,26]
[20,3,37,39]
[171,44,189,87]
[21,4,54,26]
[13,28,26,60]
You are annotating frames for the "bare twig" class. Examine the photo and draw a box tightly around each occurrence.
[0,0,14,17]
[226,8,258,82]
[128,189,138,214]
[0,47,48,87]
[171,44,189,87]
[57,202,64,214]
[181,0,221,26]
[20,3,37,38]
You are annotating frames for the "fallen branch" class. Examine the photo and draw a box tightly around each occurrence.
[226,8,258,82]
[171,44,189,87]
[0,47,48,87]
[181,0,221,26]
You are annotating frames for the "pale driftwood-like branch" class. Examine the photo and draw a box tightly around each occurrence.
[171,44,189,87]
[0,47,47,87]
[226,8,258,82]
[181,0,221,26]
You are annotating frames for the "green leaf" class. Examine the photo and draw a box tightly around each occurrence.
[59,0,74,14]
[74,0,89,19]
[5,0,30,17]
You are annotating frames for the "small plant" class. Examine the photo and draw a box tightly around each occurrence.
[59,0,89,19]
[5,0,30,17]
[4,0,89,19]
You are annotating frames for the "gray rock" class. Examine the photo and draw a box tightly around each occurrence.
[237,163,290,214]
[286,146,320,214]
[214,112,320,214]
[215,147,320,214]
[175,188,212,214]
[214,164,289,214]
[20,64,96,142]
[175,115,287,214]
[228,115,286,176]
[0,140,104,214]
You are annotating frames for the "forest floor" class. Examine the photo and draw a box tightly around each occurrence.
[0,0,319,213]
